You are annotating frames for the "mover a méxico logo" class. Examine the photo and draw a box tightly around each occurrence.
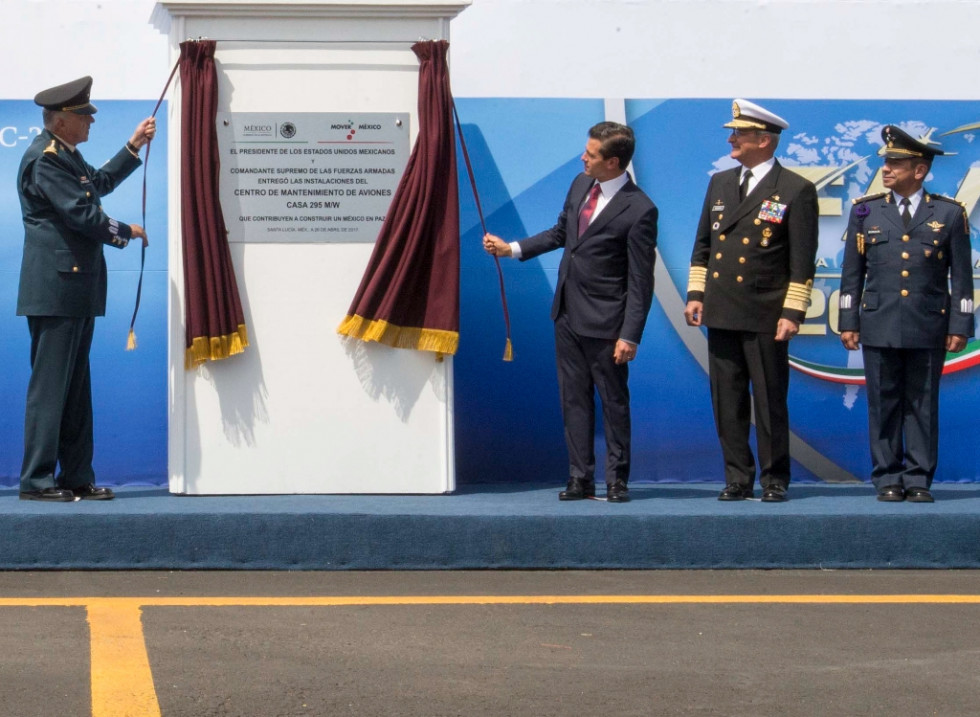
[786,121,980,385]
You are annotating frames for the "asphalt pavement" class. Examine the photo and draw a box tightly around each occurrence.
[1,570,978,716]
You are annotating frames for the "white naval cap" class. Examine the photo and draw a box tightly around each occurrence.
[723,99,789,134]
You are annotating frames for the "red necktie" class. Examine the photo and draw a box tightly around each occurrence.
[578,183,602,237]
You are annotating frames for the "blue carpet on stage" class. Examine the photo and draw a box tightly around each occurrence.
[3,483,980,570]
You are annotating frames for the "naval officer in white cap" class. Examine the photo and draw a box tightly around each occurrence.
[684,99,819,502]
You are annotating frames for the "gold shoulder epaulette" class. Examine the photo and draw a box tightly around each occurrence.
[852,192,887,205]
[43,139,59,156]
[929,193,965,207]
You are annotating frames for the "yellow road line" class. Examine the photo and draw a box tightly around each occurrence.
[3,594,980,607]
[3,595,979,717]
[87,602,161,717]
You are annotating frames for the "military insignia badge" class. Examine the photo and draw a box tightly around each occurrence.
[762,227,773,239]
[712,222,720,231]
[927,220,945,232]
[758,200,787,223]
[713,201,724,212]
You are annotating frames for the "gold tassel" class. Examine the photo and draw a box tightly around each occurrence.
[126,329,137,351]
[503,338,513,362]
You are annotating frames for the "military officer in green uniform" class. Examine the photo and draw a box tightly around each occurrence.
[16,76,156,501]
[684,99,819,503]
[839,125,974,502]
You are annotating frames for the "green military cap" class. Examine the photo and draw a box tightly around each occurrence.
[878,124,944,159]
[34,76,98,115]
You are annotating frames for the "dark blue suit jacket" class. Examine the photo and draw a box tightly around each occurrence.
[517,172,658,343]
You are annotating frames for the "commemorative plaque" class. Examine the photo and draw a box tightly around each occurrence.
[217,112,410,243]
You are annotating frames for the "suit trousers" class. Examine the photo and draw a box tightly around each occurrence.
[862,345,945,489]
[707,328,790,489]
[554,312,631,485]
[21,315,97,492]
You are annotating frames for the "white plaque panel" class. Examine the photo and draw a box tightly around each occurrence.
[218,111,410,243]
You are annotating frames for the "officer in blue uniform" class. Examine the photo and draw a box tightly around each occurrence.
[16,76,156,501]
[839,125,974,502]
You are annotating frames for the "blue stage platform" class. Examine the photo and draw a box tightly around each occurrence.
[3,483,980,570]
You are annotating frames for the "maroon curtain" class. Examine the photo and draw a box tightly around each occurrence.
[180,39,248,369]
[337,40,460,355]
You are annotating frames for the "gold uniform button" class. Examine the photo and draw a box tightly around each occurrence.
[739,257,746,264]
[901,270,909,277]
[716,252,723,260]
[901,289,909,297]
[712,272,719,279]
[901,252,909,260]
[72,266,79,273]
[736,276,744,282]
[742,237,750,245]
[933,240,939,245]
[86,191,91,198]
[902,235,909,242]
[719,234,726,241]
[942,309,947,315]
[754,218,762,226]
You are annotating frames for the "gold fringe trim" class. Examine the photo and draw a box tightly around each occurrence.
[185,324,250,370]
[503,338,513,362]
[337,314,459,355]
[126,329,137,351]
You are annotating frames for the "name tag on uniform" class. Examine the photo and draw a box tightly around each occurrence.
[758,200,787,223]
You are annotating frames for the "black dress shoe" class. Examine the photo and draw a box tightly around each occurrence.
[607,480,630,503]
[876,485,905,502]
[559,478,595,501]
[19,487,76,502]
[905,487,934,503]
[718,484,753,501]
[761,485,788,503]
[71,483,115,500]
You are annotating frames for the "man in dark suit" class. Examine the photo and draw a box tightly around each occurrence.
[16,76,156,501]
[684,100,819,502]
[839,125,974,503]
[483,122,658,502]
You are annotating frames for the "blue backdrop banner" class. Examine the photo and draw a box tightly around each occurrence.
[3,97,979,486]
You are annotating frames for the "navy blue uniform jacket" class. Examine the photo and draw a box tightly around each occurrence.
[839,191,974,347]
[688,161,819,331]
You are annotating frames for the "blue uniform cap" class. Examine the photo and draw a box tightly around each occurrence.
[879,125,944,160]
[33,76,98,115]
